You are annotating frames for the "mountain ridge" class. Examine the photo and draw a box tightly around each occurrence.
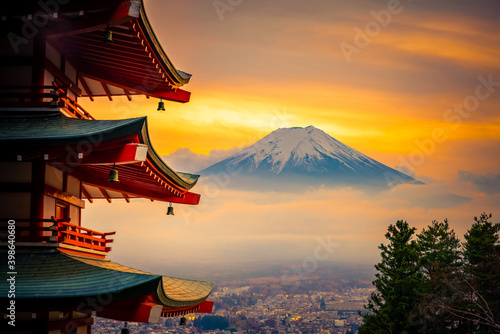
[200,126,422,190]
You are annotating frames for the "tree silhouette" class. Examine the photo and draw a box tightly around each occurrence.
[359,220,423,334]
[412,219,461,333]
[361,214,500,333]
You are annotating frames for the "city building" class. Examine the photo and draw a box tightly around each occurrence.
[0,1,214,333]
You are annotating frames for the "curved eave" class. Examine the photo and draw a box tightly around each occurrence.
[0,113,146,147]
[0,114,199,199]
[0,249,214,315]
[2,250,161,302]
[36,0,192,102]
[73,254,214,308]
[139,119,199,191]
[138,1,191,87]
[156,277,215,309]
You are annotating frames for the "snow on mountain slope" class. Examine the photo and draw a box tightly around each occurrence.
[200,126,422,189]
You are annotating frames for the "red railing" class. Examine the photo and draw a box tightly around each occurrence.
[60,94,95,120]
[0,217,114,253]
[0,84,94,120]
[57,221,115,252]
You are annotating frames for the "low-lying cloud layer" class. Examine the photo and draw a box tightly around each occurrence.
[81,0,500,282]
[457,171,500,195]
[83,171,495,281]
[162,147,243,173]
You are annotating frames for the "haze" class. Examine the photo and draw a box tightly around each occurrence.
[81,0,500,281]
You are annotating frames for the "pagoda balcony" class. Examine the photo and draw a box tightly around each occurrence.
[0,85,94,120]
[0,218,115,256]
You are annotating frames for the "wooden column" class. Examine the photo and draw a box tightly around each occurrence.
[30,160,46,235]
[31,34,46,101]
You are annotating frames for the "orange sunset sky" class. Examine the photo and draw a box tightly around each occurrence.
[82,0,500,280]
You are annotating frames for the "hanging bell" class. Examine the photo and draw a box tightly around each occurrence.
[108,165,119,182]
[157,98,165,111]
[179,316,187,326]
[102,25,113,43]
[166,202,174,215]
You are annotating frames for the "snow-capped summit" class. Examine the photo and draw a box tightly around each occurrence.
[228,126,382,174]
[200,126,421,190]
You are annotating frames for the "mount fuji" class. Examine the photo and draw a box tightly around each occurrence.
[199,126,422,190]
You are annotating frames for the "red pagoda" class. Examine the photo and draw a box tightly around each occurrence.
[0,1,214,333]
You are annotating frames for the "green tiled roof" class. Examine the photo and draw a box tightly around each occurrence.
[0,113,200,189]
[0,249,213,308]
[0,113,146,147]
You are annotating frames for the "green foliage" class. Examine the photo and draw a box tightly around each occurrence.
[360,214,500,334]
[462,213,500,333]
[418,219,462,275]
[464,213,500,282]
[413,219,462,333]
[359,220,423,334]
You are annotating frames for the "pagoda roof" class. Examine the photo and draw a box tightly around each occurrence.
[0,111,200,203]
[0,111,145,146]
[4,0,191,102]
[0,248,214,321]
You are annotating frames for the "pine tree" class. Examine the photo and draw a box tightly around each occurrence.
[413,219,462,333]
[361,214,500,333]
[413,214,500,333]
[359,220,423,334]
[461,213,500,333]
